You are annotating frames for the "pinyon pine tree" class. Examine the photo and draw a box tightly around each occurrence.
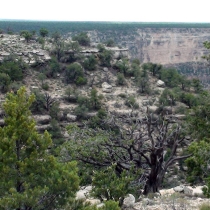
[0,87,79,209]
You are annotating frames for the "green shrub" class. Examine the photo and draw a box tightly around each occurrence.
[125,96,139,109]
[105,39,115,47]
[75,76,87,86]
[0,73,11,92]
[97,45,113,67]
[65,63,86,85]
[37,37,45,45]
[102,200,120,210]
[116,73,126,86]
[66,198,97,210]
[91,165,135,206]
[0,59,25,81]
[42,83,49,90]
[114,58,130,76]
[74,105,89,119]
[72,32,90,46]
[83,55,97,71]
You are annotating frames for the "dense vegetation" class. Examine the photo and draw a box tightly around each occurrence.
[1,21,210,34]
[1,27,210,209]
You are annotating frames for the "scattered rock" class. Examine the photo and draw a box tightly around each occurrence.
[173,185,184,193]
[63,132,70,138]
[31,86,39,89]
[97,203,105,208]
[36,124,51,131]
[192,186,204,197]
[76,190,87,200]
[66,114,77,122]
[33,115,51,124]
[85,198,101,205]
[156,80,165,87]
[123,194,135,208]
[148,105,158,113]
[84,185,92,192]
[1,52,10,56]
[102,82,112,93]
[0,119,5,126]
[103,67,108,72]
[141,198,153,205]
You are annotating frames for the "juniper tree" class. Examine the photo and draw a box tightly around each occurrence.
[0,87,79,209]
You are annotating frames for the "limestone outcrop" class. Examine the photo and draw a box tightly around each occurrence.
[0,34,51,65]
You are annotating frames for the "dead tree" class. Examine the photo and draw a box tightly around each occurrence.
[67,113,191,195]
[44,92,56,111]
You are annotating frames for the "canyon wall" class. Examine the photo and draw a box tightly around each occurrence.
[89,28,210,87]
[89,28,210,64]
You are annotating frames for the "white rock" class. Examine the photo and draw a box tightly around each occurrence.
[85,185,92,192]
[36,52,44,56]
[76,190,87,200]
[66,114,77,122]
[1,52,10,56]
[33,115,51,124]
[0,119,5,126]
[174,185,184,193]
[86,198,101,205]
[103,67,108,72]
[102,82,112,93]
[123,194,135,208]
[184,186,193,196]
[63,132,70,138]
[192,186,204,197]
[31,86,39,89]
[97,203,105,208]
[148,106,158,113]
[156,80,165,87]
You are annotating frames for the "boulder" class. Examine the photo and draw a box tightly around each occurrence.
[156,80,165,87]
[85,198,101,205]
[36,124,51,131]
[0,119,5,126]
[123,194,135,208]
[192,186,204,197]
[183,186,193,196]
[63,132,70,138]
[66,114,77,122]
[33,115,51,124]
[173,185,184,193]
[1,52,10,56]
[102,82,112,93]
[103,67,108,72]
[162,106,173,115]
[31,86,39,89]
[36,52,44,56]
[76,190,87,200]
[97,203,105,208]
[84,185,92,192]
[148,105,158,113]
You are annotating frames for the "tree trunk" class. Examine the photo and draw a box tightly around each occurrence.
[143,151,165,195]
[143,169,165,195]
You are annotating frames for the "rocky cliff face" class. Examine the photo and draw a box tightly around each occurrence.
[89,28,210,88]
[89,28,210,65]
[130,28,210,65]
